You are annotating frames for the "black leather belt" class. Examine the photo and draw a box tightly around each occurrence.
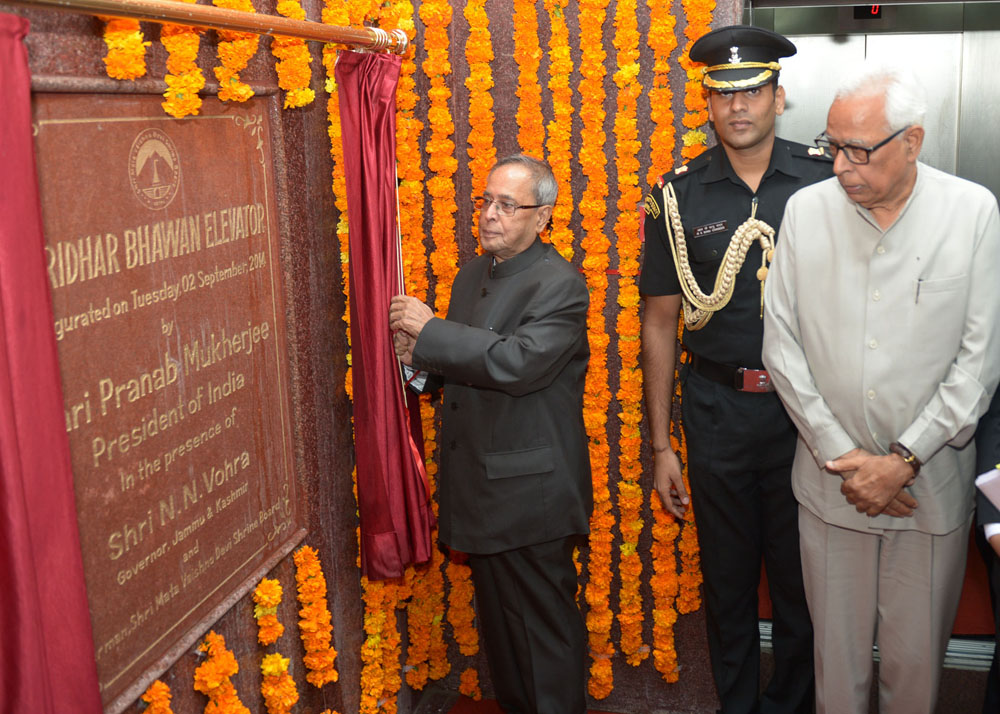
[690,354,775,393]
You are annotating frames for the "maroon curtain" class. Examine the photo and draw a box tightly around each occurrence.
[0,13,103,714]
[336,51,433,580]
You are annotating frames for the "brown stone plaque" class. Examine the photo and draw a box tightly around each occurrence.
[32,94,304,712]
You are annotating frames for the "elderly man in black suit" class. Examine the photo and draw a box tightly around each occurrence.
[389,154,592,714]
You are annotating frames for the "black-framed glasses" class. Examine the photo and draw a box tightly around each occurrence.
[472,195,546,217]
[814,125,910,165]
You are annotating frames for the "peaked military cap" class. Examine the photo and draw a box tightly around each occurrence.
[690,25,796,91]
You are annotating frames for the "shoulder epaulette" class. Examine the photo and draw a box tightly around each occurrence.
[653,154,710,187]
[789,141,833,162]
[646,153,712,216]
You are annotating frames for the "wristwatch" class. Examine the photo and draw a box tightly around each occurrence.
[889,441,921,477]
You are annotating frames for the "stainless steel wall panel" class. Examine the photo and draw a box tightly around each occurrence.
[865,32,962,173]
[958,31,1000,199]
[775,35,866,147]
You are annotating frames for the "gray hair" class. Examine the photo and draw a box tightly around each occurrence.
[491,154,558,205]
[834,62,926,132]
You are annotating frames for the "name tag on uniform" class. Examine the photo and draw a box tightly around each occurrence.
[693,220,727,238]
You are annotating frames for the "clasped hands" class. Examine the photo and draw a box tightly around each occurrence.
[388,295,434,366]
[826,447,919,518]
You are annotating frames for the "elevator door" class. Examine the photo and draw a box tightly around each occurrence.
[773,30,1000,200]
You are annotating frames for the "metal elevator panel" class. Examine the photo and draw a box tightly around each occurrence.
[774,35,866,146]
[866,32,963,173]
[775,33,961,173]
[958,30,1000,198]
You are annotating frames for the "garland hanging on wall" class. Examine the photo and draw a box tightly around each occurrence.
[253,577,285,645]
[464,0,496,242]
[271,0,316,109]
[577,0,614,698]
[193,631,251,714]
[679,0,715,158]
[512,0,544,156]
[161,2,204,119]
[420,0,459,314]
[675,0,713,610]
[644,0,683,682]
[101,18,148,80]
[212,0,260,102]
[612,0,647,668]
[141,680,174,714]
[261,653,300,714]
[543,0,575,260]
[645,0,677,183]
[293,545,340,687]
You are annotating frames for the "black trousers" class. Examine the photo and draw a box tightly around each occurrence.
[467,535,588,714]
[682,370,814,714]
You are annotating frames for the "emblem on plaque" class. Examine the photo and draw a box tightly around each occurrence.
[729,46,741,63]
[128,128,181,211]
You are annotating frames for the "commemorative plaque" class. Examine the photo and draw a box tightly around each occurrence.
[32,94,304,712]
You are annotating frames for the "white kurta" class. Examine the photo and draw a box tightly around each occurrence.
[763,162,1000,535]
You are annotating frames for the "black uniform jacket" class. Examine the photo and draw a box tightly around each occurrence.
[412,239,593,554]
[640,138,833,368]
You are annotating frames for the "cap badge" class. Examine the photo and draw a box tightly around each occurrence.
[729,46,741,63]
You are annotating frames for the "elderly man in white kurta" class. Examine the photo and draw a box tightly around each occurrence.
[762,63,1000,714]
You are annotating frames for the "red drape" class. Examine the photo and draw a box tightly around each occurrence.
[336,51,433,580]
[0,13,103,714]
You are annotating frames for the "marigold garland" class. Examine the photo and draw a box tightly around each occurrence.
[321,0,352,398]
[512,0,544,156]
[446,558,479,658]
[271,0,315,108]
[362,559,404,714]
[252,577,285,645]
[464,0,496,242]
[650,489,681,681]
[293,546,339,688]
[422,403,451,683]
[393,0,428,307]
[141,680,174,714]
[543,0,575,260]
[420,0,459,315]
[260,653,299,714]
[212,0,260,103]
[389,0,449,694]
[423,0,466,691]
[101,18,148,80]
[645,0,677,183]
[679,0,715,158]
[612,0,647,668]
[675,0,711,607]
[193,631,251,714]
[578,0,614,698]
[161,5,205,119]
[459,667,482,700]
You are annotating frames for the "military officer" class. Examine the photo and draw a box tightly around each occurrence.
[639,25,831,714]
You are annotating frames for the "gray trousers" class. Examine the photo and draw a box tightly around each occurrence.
[798,505,970,714]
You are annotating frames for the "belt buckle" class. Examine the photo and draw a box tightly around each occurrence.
[737,367,772,393]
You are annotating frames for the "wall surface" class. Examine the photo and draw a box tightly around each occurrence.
[1,0,743,710]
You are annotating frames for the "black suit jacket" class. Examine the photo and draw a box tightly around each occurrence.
[976,388,1000,525]
[412,239,593,554]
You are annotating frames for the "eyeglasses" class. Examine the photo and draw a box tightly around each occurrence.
[472,196,546,217]
[813,126,910,165]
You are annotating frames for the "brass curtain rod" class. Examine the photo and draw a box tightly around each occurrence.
[7,0,408,53]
